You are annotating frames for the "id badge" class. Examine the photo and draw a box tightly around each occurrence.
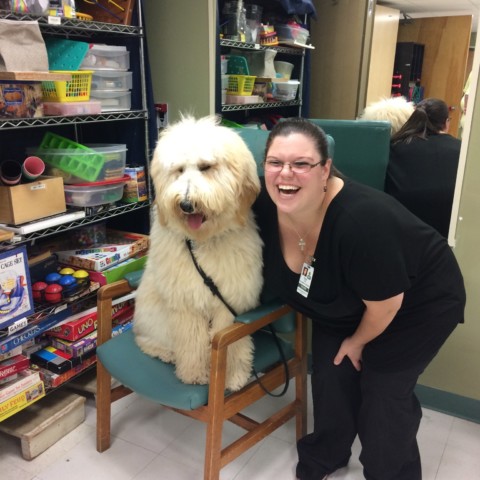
[297,262,314,298]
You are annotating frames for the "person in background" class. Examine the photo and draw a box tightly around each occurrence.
[385,98,461,238]
[254,117,466,480]
[360,96,414,135]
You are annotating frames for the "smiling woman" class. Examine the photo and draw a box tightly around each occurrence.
[254,117,466,480]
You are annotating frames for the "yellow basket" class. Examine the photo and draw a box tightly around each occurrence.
[227,75,256,96]
[41,70,93,102]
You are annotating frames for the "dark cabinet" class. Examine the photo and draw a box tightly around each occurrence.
[392,42,424,99]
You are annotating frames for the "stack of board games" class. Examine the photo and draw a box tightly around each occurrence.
[31,299,134,389]
[0,350,44,421]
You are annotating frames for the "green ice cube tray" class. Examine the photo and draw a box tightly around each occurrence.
[37,132,105,182]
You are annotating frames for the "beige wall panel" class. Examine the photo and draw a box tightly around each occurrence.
[419,63,480,399]
[144,0,215,124]
[310,0,371,119]
[366,5,400,106]
[397,16,472,136]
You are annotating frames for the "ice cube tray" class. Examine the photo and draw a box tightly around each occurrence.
[36,132,105,182]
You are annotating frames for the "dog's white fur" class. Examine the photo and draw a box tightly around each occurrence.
[133,115,263,391]
[360,96,414,135]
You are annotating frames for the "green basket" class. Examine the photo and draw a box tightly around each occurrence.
[227,55,250,75]
[45,38,90,71]
[37,132,105,182]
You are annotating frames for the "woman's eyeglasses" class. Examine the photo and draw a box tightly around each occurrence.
[264,160,322,174]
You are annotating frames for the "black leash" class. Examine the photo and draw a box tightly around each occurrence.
[185,238,289,397]
[186,239,237,317]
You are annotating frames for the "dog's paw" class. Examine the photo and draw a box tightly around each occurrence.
[176,368,210,386]
[225,372,251,392]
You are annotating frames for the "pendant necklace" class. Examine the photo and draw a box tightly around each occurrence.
[288,182,328,253]
[291,224,315,252]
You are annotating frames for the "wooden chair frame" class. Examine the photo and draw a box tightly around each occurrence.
[95,278,308,480]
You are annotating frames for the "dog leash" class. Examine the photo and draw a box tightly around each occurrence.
[185,238,290,397]
[185,238,237,317]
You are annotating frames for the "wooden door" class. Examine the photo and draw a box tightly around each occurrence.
[397,15,472,137]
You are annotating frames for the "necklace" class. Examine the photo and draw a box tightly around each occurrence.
[287,180,329,253]
[291,224,315,252]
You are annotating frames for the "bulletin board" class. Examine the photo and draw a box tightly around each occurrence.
[78,0,136,26]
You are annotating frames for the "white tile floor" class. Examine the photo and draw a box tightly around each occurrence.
[1,376,480,480]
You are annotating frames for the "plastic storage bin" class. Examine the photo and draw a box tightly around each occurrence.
[272,80,300,101]
[275,24,309,46]
[90,71,133,91]
[80,44,130,71]
[42,144,127,184]
[64,175,129,207]
[89,90,131,111]
[41,70,93,102]
[43,100,102,116]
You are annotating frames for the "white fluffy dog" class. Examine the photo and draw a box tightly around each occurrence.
[360,96,414,135]
[133,115,263,391]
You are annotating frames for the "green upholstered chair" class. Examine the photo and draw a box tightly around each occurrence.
[308,119,391,190]
[96,273,308,480]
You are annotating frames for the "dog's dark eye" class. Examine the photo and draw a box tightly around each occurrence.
[199,164,211,172]
[177,166,184,174]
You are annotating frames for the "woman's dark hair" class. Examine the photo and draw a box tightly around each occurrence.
[391,98,450,144]
[264,117,341,176]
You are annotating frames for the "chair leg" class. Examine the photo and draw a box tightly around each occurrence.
[204,342,228,480]
[96,360,113,452]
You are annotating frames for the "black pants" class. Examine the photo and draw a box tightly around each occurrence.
[296,329,434,480]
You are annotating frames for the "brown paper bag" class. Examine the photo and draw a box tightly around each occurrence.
[0,19,49,72]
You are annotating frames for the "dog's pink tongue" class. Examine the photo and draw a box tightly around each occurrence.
[187,214,204,230]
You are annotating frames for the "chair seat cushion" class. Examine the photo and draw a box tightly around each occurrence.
[97,328,294,410]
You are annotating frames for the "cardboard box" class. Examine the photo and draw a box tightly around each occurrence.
[0,177,66,225]
[88,252,147,285]
[0,81,44,119]
[0,246,35,330]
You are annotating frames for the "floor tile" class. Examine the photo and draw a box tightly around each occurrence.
[35,433,157,480]
[2,376,480,480]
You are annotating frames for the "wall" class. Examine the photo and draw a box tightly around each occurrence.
[365,5,400,105]
[309,0,373,119]
[418,26,480,401]
[143,0,216,124]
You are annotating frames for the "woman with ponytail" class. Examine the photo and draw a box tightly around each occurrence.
[385,98,461,237]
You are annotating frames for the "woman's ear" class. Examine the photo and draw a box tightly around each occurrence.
[323,158,333,179]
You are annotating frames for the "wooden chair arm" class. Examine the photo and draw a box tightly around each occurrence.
[96,279,135,347]
[212,302,293,351]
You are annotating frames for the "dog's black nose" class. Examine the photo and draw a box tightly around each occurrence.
[180,200,195,213]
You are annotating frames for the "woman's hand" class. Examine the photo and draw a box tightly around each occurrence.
[333,292,404,371]
[333,336,364,371]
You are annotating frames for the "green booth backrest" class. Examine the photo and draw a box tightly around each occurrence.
[238,127,335,176]
[237,120,391,191]
[309,119,391,191]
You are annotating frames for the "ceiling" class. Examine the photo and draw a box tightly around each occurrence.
[378,0,480,31]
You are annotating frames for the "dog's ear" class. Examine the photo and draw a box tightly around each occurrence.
[236,167,261,226]
[155,203,168,226]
